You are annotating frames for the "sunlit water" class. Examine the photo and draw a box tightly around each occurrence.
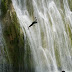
[12,0,72,72]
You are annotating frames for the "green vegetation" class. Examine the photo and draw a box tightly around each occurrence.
[68,0,72,11]
[54,41,61,69]
[1,0,12,17]
[2,10,24,69]
[1,0,24,71]
[1,0,8,16]
[1,0,34,72]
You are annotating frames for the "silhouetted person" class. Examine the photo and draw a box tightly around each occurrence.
[28,17,37,29]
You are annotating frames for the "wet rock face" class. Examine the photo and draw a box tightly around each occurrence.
[68,0,72,11]
[1,0,35,72]
[1,0,24,70]
[1,0,12,17]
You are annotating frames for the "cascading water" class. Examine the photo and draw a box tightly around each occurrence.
[12,0,72,72]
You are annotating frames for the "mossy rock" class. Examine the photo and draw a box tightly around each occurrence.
[68,0,72,11]
[1,1,24,69]
[1,0,12,17]
[1,0,34,71]
[1,0,8,16]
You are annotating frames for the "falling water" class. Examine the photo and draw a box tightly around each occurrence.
[12,0,72,72]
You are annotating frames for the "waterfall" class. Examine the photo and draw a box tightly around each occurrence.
[12,0,72,72]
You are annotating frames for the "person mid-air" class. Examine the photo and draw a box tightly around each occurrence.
[28,17,37,29]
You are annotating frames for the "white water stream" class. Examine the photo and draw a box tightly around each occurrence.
[12,0,72,72]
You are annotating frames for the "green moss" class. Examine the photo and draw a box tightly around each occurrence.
[54,41,61,68]
[1,0,25,69]
[68,0,72,11]
[1,0,8,16]
[64,18,72,47]
[55,48,61,68]
[1,0,12,17]
[1,0,34,71]
[8,0,12,4]
[67,24,72,46]
[2,10,24,69]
